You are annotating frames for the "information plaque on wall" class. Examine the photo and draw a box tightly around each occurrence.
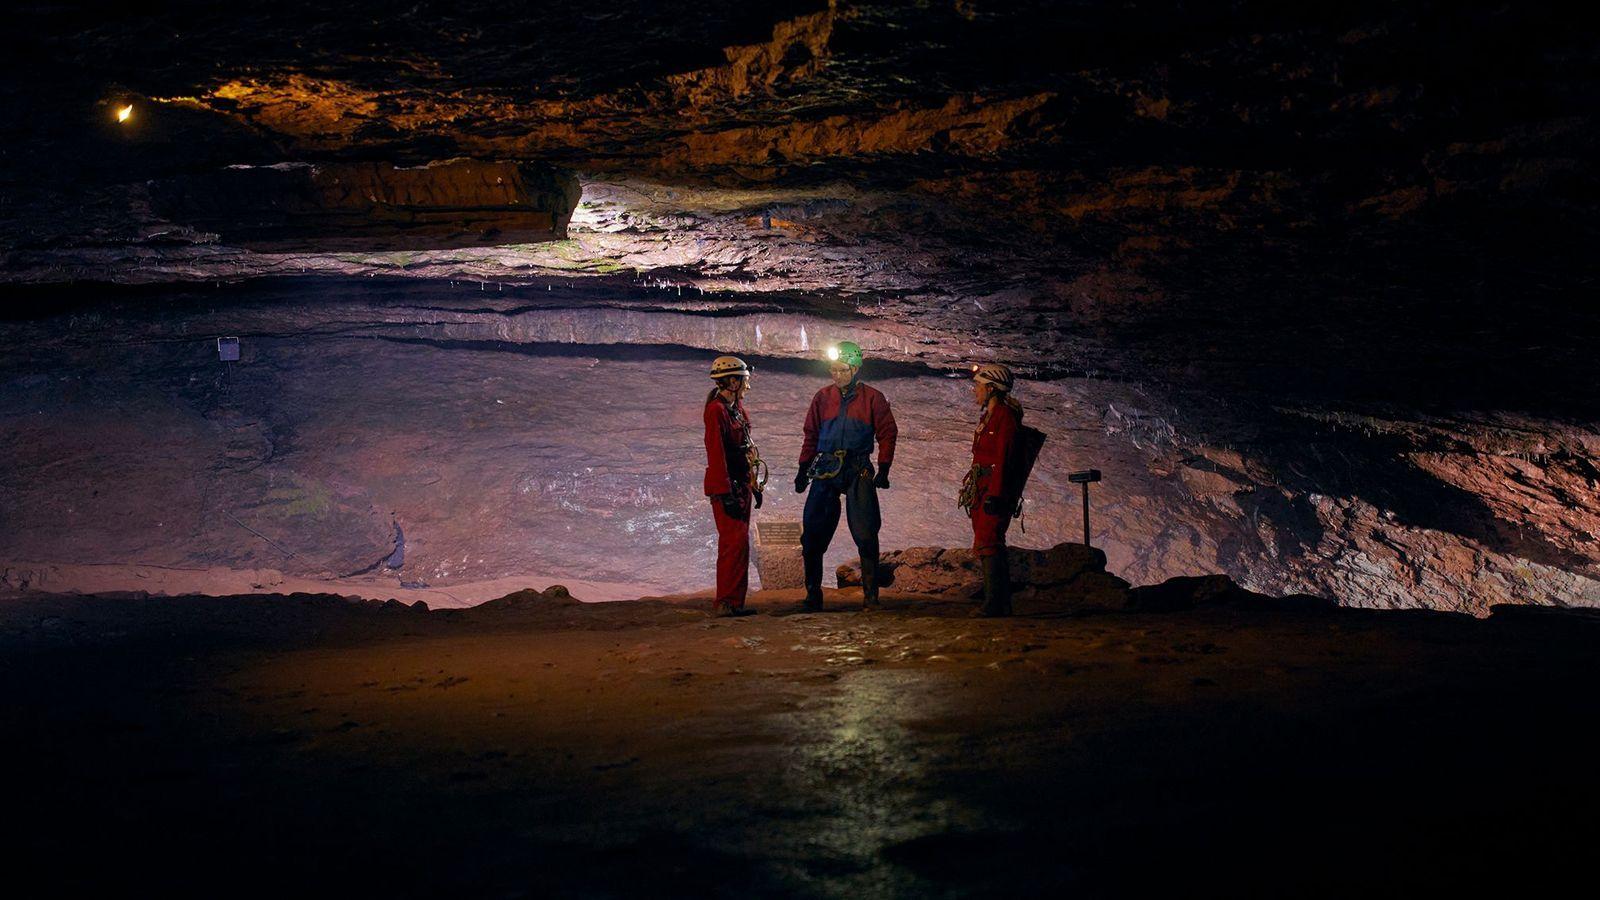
[755,520,802,547]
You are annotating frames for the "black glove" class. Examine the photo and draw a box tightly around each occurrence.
[794,472,809,493]
[982,495,1009,515]
[753,490,764,510]
[717,493,742,516]
[873,461,892,490]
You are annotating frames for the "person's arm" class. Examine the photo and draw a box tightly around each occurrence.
[704,402,733,497]
[798,391,823,470]
[873,390,898,469]
[988,404,1020,503]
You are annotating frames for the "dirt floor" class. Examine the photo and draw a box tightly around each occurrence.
[4,587,1598,898]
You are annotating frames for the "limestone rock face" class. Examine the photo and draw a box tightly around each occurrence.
[149,160,581,251]
[2,2,1596,615]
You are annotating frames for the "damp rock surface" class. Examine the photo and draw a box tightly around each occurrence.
[3,588,1597,897]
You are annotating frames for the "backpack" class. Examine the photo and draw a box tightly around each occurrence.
[1005,424,1048,523]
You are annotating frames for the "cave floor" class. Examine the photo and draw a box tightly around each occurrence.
[5,589,1597,898]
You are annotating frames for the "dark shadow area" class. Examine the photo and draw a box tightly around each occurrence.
[0,275,871,325]
[371,336,955,381]
[4,594,1598,899]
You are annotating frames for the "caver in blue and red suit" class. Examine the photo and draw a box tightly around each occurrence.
[704,355,762,617]
[961,363,1022,617]
[793,341,898,611]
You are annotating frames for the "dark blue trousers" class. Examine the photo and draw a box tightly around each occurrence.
[801,464,881,597]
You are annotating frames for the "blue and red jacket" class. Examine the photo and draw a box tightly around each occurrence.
[704,395,752,496]
[798,381,897,472]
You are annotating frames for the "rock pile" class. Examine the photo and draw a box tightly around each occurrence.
[838,543,1131,613]
[476,585,579,610]
[840,544,1337,615]
[1126,574,1335,613]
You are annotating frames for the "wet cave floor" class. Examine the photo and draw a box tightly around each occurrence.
[5,589,1597,898]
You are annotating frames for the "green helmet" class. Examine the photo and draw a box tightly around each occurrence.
[826,341,864,367]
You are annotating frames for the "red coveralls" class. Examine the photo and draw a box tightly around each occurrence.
[704,394,753,609]
[969,399,1021,557]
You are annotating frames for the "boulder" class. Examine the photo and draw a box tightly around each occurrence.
[1127,574,1336,612]
[477,585,581,610]
[1488,604,1600,626]
[837,546,979,598]
[838,543,1133,612]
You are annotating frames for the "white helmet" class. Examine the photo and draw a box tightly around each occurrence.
[710,355,751,380]
[972,362,1014,392]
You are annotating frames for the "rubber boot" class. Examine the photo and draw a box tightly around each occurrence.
[802,552,824,612]
[993,551,1013,616]
[860,551,882,611]
[974,553,1012,617]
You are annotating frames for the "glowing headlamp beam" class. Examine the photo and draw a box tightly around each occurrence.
[826,346,840,361]
[116,104,133,123]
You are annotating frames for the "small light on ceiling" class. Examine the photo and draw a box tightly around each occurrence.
[116,104,133,123]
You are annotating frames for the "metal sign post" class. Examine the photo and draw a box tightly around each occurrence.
[1068,469,1102,547]
[217,336,240,393]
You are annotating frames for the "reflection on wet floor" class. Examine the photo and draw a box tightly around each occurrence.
[8,585,1600,896]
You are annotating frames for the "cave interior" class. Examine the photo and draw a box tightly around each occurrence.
[3,2,1599,897]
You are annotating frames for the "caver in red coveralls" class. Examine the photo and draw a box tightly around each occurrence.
[969,398,1022,557]
[704,393,754,610]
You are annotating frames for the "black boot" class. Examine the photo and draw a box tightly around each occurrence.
[860,551,881,611]
[993,551,1013,616]
[802,551,824,611]
[974,553,1012,617]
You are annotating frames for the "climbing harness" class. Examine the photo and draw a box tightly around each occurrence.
[746,444,769,493]
[727,397,768,493]
[958,463,990,513]
[808,448,849,481]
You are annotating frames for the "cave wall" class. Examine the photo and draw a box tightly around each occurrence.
[2,2,1596,610]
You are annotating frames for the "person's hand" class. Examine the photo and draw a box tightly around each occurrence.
[873,461,892,490]
[753,490,764,510]
[794,472,809,493]
[982,495,1008,515]
[717,493,742,516]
